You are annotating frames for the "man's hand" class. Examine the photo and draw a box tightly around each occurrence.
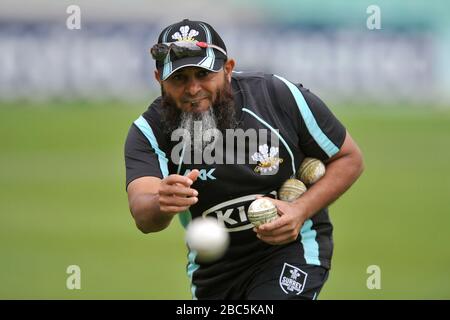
[254,131,364,245]
[158,169,200,214]
[127,169,200,233]
[254,197,309,245]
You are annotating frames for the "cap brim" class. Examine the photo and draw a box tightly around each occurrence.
[159,56,225,81]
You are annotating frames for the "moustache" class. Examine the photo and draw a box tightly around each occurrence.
[181,95,211,104]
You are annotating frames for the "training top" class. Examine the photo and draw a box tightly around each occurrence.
[124,71,346,295]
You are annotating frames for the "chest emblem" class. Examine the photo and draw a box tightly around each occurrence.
[251,144,283,175]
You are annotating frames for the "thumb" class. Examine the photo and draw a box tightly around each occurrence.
[186,169,200,182]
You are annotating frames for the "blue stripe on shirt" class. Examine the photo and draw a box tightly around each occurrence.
[274,75,339,158]
[133,115,169,178]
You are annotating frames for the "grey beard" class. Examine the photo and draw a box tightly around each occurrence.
[179,107,219,152]
[160,77,237,137]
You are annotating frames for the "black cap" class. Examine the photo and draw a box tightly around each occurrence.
[155,19,227,80]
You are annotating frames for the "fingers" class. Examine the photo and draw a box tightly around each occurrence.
[253,215,300,245]
[159,192,198,214]
[159,194,198,207]
[256,230,299,245]
[256,213,287,232]
[254,222,291,237]
[160,183,198,197]
[160,173,199,197]
[160,205,191,214]
[159,173,199,214]
[164,174,194,188]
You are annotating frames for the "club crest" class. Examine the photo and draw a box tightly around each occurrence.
[279,263,308,295]
[251,144,283,175]
[172,25,199,42]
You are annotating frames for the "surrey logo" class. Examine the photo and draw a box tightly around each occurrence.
[279,263,307,295]
[251,144,283,175]
[172,26,199,42]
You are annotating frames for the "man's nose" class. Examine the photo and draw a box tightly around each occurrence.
[185,77,201,96]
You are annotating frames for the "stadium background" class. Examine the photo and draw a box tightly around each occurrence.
[1,0,449,299]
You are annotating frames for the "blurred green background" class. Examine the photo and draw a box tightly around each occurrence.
[1,0,450,300]
[1,101,449,299]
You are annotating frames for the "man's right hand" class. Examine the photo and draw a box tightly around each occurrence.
[158,169,200,214]
[127,169,200,233]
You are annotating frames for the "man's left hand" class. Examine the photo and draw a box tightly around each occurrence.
[253,197,309,245]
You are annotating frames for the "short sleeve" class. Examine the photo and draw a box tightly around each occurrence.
[270,75,346,161]
[124,98,168,189]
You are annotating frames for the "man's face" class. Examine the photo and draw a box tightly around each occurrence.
[157,59,237,137]
[160,67,227,113]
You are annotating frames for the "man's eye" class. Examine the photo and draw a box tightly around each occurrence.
[171,74,183,81]
[197,70,211,78]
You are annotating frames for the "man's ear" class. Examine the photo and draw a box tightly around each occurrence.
[223,59,235,82]
[154,70,162,84]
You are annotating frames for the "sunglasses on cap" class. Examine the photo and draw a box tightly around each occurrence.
[150,41,227,61]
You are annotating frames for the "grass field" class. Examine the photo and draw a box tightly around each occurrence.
[1,101,449,299]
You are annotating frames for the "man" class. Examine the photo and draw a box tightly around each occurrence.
[125,19,364,300]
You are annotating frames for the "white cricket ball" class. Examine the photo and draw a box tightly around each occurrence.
[247,198,278,227]
[298,157,326,185]
[278,178,307,202]
[185,217,229,263]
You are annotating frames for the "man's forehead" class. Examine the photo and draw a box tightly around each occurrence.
[175,66,209,74]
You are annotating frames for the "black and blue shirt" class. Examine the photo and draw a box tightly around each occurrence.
[125,71,346,298]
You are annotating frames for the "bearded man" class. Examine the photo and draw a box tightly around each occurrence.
[124,19,364,300]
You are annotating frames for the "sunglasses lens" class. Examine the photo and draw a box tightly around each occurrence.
[151,42,207,61]
[171,42,202,58]
[151,44,170,61]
